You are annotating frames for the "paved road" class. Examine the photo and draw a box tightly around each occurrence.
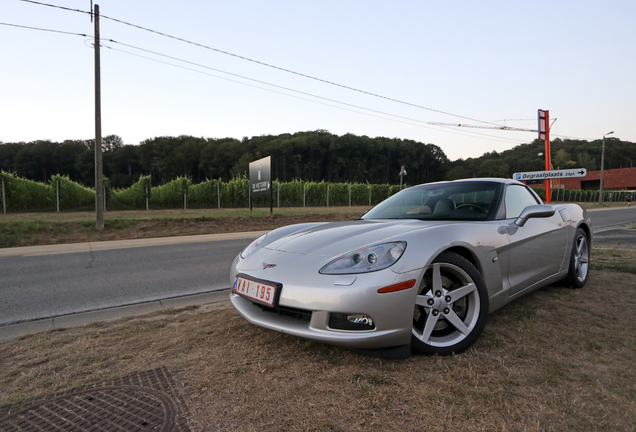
[0,207,633,332]
[588,206,636,231]
[0,238,252,326]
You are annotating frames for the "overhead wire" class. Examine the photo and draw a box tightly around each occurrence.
[99,12,509,129]
[104,39,525,145]
[0,21,87,37]
[103,43,440,130]
[14,0,515,130]
[0,15,524,145]
[18,0,88,15]
[14,0,626,150]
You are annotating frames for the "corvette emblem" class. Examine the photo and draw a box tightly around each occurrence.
[262,262,277,270]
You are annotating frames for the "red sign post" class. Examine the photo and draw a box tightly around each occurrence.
[538,110,551,203]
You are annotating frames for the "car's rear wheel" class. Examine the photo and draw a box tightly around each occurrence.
[411,251,489,356]
[564,228,590,288]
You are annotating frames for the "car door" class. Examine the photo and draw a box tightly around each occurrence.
[503,185,568,296]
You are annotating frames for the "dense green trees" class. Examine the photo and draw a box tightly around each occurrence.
[2,132,635,188]
[445,138,636,181]
[0,131,450,188]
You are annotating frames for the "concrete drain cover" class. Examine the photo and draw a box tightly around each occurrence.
[0,367,190,432]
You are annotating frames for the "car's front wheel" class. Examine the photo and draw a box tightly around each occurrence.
[411,251,489,356]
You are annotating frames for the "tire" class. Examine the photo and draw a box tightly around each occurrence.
[411,251,489,356]
[564,228,590,288]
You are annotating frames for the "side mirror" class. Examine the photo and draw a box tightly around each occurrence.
[515,204,555,227]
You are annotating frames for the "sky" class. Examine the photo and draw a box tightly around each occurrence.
[1,0,635,161]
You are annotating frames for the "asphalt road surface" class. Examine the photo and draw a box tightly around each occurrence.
[589,207,636,231]
[0,239,251,326]
[0,207,634,327]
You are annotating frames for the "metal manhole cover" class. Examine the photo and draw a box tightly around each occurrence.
[0,386,176,431]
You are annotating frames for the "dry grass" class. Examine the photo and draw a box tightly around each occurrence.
[2,249,635,431]
[0,207,369,248]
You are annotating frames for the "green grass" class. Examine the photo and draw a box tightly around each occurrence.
[0,219,55,248]
[0,206,368,248]
[591,249,636,274]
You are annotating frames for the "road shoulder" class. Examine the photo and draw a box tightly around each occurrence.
[0,230,267,258]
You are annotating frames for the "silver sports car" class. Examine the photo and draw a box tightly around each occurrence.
[230,178,592,358]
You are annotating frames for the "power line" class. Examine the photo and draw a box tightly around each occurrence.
[0,21,87,37]
[0,16,528,145]
[105,39,524,145]
[18,0,88,16]
[21,0,503,127]
[11,0,547,147]
[94,14,507,128]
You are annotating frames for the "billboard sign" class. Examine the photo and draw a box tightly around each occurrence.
[513,168,587,181]
[249,156,271,196]
[538,109,547,140]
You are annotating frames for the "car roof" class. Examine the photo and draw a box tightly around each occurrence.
[421,178,524,187]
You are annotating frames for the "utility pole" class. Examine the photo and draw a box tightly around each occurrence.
[94,4,104,230]
[599,131,614,204]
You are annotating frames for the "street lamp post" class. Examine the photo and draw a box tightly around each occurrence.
[599,131,614,204]
[399,166,407,190]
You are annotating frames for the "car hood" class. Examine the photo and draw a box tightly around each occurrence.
[264,219,450,257]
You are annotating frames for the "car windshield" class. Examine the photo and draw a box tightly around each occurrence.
[361,181,503,221]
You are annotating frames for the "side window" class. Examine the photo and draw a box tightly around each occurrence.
[505,185,540,219]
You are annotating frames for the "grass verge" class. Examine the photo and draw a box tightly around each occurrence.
[1,249,635,431]
[0,207,370,248]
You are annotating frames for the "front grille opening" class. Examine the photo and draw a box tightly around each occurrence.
[255,303,312,321]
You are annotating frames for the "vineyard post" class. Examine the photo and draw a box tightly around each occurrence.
[217,181,220,209]
[277,183,280,208]
[56,181,59,213]
[184,191,187,210]
[103,186,106,211]
[303,183,306,207]
[327,184,329,207]
[2,179,5,214]
[368,186,371,206]
[349,184,351,206]
[145,184,149,211]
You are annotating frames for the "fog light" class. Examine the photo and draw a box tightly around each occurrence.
[328,313,375,331]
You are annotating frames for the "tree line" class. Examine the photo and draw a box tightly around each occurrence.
[1,130,634,189]
[445,137,636,181]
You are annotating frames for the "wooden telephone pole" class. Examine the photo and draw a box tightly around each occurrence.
[94,4,104,230]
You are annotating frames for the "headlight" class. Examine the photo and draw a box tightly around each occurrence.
[241,234,267,259]
[320,241,406,275]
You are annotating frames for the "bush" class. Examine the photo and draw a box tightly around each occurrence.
[150,177,191,208]
[1,171,54,212]
[0,171,413,212]
[50,174,95,210]
[112,176,151,208]
[188,179,222,209]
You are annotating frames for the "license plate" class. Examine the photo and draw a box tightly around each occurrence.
[233,276,277,306]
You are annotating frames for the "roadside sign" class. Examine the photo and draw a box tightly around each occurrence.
[249,156,272,196]
[514,168,587,181]
[249,155,273,213]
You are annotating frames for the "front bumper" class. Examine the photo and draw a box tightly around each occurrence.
[230,251,420,350]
